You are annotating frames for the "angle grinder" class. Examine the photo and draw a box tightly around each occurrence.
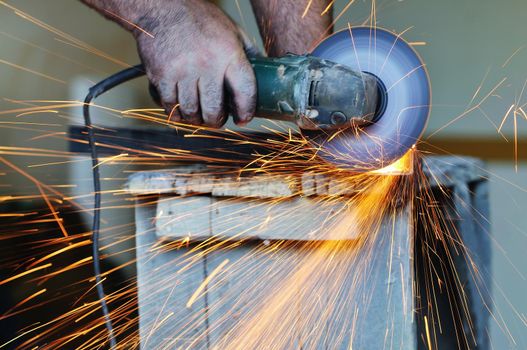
[150,26,431,171]
[85,27,430,172]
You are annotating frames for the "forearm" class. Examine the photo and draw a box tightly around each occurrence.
[80,0,167,33]
[250,0,333,56]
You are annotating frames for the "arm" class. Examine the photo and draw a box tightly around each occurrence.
[80,0,257,127]
[80,0,149,32]
[250,0,333,56]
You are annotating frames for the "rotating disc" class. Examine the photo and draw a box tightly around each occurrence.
[305,27,431,171]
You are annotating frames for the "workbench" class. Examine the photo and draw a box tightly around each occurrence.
[126,156,491,349]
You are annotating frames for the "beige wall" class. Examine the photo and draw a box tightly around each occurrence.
[0,0,146,193]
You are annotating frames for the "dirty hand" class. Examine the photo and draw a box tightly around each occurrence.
[134,0,257,127]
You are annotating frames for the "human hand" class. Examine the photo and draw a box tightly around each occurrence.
[135,0,257,127]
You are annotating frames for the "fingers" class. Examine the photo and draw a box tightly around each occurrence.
[225,57,257,125]
[153,55,256,128]
[157,79,181,123]
[159,78,225,128]
[199,76,226,128]
[177,79,202,125]
[159,77,226,128]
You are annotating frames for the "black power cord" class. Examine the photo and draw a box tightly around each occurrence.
[83,64,146,348]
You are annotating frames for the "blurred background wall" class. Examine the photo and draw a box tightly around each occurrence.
[0,0,526,347]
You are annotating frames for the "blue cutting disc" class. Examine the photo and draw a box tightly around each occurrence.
[306,27,430,171]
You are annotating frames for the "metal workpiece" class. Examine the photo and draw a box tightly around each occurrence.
[249,55,379,130]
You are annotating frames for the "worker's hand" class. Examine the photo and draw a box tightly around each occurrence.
[134,0,257,127]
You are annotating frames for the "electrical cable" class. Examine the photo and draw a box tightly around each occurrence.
[83,64,145,348]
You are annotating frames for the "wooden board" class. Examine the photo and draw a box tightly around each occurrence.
[135,200,210,349]
[134,199,415,349]
[156,196,355,241]
[126,156,486,199]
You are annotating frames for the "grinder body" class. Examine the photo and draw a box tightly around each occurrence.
[249,55,379,130]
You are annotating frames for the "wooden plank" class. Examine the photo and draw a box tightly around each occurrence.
[156,196,359,241]
[126,156,487,198]
[127,166,297,198]
[419,137,527,161]
[135,199,210,349]
[210,197,360,241]
[127,169,359,198]
[156,196,212,241]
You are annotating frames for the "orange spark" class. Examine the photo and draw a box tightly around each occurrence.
[187,258,230,308]
[0,264,52,286]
